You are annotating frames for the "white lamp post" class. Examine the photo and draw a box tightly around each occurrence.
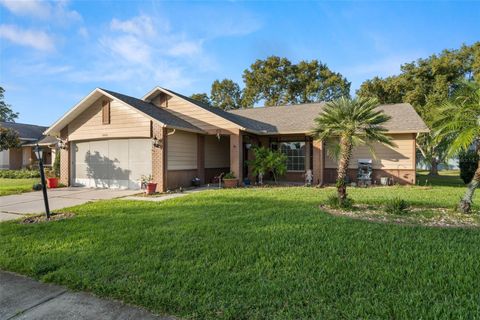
[34,144,51,219]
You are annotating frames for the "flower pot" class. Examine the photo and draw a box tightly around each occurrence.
[145,182,157,195]
[223,178,238,188]
[46,177,59,188]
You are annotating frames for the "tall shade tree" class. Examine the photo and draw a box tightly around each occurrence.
[210,79,242,110]
[190,93,211,106]
[311,97,393,204]
[0,87,20,151]
[0,127,20,151]
[0,86,19,122]
[289,60,351,104]
[242,56,350,107]
[242,56,293,107]
[435,81,480,213]
[357,42,480,175]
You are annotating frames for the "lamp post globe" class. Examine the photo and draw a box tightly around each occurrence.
[34,144,43,161]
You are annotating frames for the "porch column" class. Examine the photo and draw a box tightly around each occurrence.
[312,139,324,186]
[197,134,205,184]
[230,130,243,181]
[152,123,167,192]
[22,146,33,168]
[305,141,311,170]
[59,127,70,186]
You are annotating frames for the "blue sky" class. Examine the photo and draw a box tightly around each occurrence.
[0,0,479,126]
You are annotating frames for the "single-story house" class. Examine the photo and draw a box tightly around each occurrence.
[44,87,429,191]
[0,122,58,170]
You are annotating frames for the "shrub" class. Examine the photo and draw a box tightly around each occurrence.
[385,197,410,215]
[53,151,61,177]
[326,193,354,209]
[32,183,43,191]
[0,169,40,179]
[247,146,287,183]
[223,172,236,179]
[459,150,479,184]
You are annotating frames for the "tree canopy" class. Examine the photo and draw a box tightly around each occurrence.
[190,93,211,106]
[195,56,350,110]
[243,56,350,107]
[0,86,19,122]
[210,79,242,110]
[357,42,480,110]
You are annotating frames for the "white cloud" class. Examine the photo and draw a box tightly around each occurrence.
[167,40,203,57]
[0,24,54,51]
[110,15,156,37]
[0,0,50,18]
[0,0,81,23]
[101,35,152,64]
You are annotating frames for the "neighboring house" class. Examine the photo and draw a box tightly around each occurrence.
[0,122,58,170]
[44,87,429,191]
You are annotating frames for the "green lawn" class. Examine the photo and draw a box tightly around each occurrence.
[1,181,480,318]
[0,178,39,196]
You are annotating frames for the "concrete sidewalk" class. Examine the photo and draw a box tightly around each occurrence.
[0,271,174,320]
[0,188,139,222]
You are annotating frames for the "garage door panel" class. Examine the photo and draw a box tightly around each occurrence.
[129,139,151,159]
[73,139,151,189]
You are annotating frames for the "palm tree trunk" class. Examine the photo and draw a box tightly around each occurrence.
[459,162,480,213]
[428,158,439,176]
[337,136,353,202]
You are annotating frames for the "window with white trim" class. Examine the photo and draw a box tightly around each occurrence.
[279,141,305,171]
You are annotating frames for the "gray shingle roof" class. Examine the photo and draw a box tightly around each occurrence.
[0,122,48,140]
[228,103,429,134]
[101,89,204,133]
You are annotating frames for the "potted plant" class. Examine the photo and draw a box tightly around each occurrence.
[223,172,238,188]
[45,169,59,188]
[141,175,157,195]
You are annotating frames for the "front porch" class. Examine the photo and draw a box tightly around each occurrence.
[203,130,325,187]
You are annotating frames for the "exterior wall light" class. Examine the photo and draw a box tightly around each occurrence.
[152,136,163,148]
[57,139,68,150]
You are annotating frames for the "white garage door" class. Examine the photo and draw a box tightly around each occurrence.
[72,139,152,189]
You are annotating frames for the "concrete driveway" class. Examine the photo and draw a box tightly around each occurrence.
[0,188,140,222]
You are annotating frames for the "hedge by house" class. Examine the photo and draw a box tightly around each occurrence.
[0,169,40,179]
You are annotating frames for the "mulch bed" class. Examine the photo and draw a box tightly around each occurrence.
[21,212,75,224]
[320,204,480,228]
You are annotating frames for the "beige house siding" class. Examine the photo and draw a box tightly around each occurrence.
[204,135,230,169]
[68,98,151,141]
[151,94,238,132]
[324,134,415,170]
[167,130,197,170]
[9,149,22,170]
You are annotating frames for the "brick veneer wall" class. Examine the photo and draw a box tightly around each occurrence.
[59,127,70,186]
[323,168,416,185]
[152,123,167,192]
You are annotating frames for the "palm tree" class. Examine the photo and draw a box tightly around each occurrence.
[435,80,480,213]
[311,97,394,204]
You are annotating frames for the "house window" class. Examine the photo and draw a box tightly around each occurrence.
[279,141,305,171]
[102,100,110,124]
